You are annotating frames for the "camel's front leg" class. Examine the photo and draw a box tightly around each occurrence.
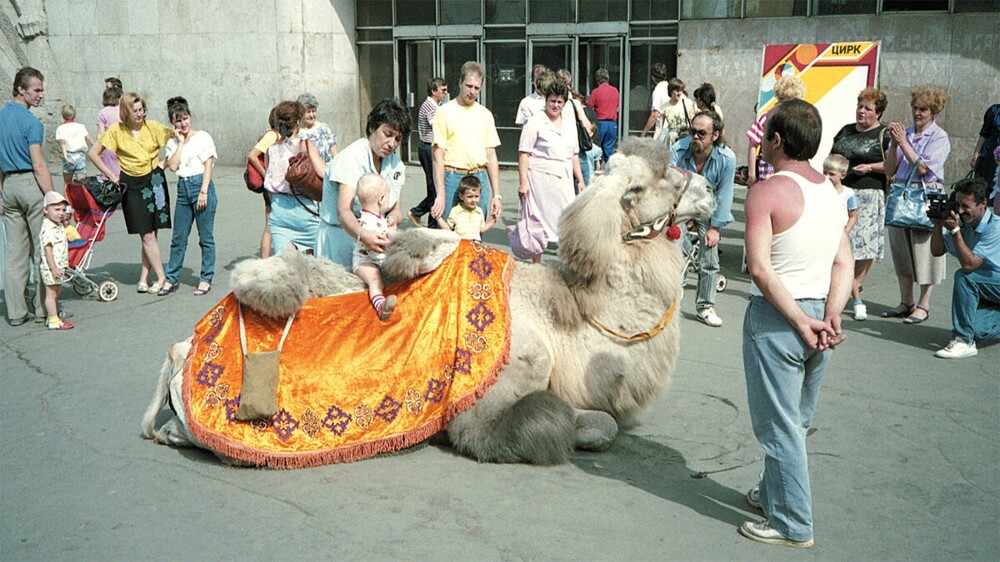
[574,409,619,452]
[447,320,576,464]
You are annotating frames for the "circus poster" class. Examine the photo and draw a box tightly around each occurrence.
[756,42,881,170]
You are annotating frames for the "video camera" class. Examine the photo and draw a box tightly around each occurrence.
[926,191,957,220]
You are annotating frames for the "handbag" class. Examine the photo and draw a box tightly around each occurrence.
[235,304,295,421]
[83,175,124,208]
[245,129,278,193]
[571,101,593,153]
[506,196,548,260]
[285,140,324,201]
[885,158,936,231]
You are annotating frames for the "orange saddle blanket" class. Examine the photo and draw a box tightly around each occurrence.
[183,241,513,468]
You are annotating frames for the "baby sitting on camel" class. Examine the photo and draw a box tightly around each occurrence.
[353,173,397,320]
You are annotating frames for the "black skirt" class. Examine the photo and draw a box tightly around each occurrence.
[120,168,171,234]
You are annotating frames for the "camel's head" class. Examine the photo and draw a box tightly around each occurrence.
[611,139,716,228]
[558,139,715,282]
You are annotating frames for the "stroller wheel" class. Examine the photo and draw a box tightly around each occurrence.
[98,280,119,302]
[73,278,94,296]
[716,275,728,292]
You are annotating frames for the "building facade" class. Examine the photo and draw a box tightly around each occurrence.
[5,0,997,183]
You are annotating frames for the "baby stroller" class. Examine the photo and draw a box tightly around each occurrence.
[63,180,121,301]
[681,220,728,292]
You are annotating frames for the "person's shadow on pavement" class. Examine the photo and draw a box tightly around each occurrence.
[571,433,753,527]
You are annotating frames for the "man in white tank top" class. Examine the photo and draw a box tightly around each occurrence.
[740,99,854,549]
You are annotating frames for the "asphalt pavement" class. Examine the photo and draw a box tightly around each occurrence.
[2,165,997,561]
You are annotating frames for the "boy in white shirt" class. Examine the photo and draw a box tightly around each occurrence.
[55,104,94,185]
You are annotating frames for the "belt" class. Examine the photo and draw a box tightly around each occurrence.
[444,165,486,175]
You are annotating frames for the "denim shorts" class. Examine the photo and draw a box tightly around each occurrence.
[62,151,87,176]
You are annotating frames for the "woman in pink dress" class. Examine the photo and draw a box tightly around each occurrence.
[517,80,585,263]
[96,87,122,180]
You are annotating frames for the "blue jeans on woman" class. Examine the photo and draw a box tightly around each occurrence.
[165,174,216,285]
[742,296,831,542]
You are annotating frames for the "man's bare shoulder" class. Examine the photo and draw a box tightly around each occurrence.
[745,174,797,207]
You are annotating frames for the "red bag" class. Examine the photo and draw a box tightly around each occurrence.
[244,129,277,193]
[285,140,323,201]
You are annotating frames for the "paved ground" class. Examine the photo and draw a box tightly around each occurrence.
[2,165,997,561]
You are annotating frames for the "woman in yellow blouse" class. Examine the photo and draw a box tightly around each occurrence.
[88,92,174,293]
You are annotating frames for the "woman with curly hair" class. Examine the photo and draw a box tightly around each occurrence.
[883,84,951,324]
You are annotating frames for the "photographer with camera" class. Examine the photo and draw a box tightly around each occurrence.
[929,178,1000,359]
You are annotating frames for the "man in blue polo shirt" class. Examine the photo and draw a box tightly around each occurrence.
[1,66,55,326]
[930,177,1000,358]
[670,110,736,327]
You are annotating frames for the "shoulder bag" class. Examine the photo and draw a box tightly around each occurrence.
[571,101,593,153]
[885,157,936,231]
[235,303,296,421]
[285,139,324,202]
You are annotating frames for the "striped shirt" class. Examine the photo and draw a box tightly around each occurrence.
[418,96,438,144]
[746,111,774,180]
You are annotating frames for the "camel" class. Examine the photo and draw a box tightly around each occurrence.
[142,138,717,466]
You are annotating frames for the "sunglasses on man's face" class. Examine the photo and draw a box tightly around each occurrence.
[691,128,712,138]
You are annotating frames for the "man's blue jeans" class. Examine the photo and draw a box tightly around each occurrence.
[743,296,830,542]
[681,218,720,310]
[444,169,492,219]
[165,175,217,284]
[951,267,1000,344]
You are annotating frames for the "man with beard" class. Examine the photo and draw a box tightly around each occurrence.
[670,110,736,327]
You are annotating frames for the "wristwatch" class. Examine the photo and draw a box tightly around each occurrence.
[950,226,961,235]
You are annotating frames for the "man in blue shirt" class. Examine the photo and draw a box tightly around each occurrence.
[670,110,736,327]
[1,67,55,326]
[930,177,1000,358]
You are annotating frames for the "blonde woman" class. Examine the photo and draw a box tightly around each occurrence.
[882,85,951,324]
[88,92,173,293]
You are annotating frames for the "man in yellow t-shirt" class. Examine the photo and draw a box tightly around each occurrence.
[431,61,503,221]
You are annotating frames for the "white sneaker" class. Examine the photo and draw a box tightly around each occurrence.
[739,520,814,548]
[697,307,723,327]
[934,339,978,359]
[853,302,867,321]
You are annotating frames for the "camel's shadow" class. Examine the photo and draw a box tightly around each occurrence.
[570,433,752,527]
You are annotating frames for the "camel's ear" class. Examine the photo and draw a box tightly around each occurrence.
[621,181,646,214]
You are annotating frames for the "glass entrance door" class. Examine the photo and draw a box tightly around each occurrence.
[397,38,480,164]
[579,36,625,150]
[441,40,480,95]
[399,40,435,162]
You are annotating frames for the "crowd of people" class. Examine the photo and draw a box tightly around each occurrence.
[2,59,997,551]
